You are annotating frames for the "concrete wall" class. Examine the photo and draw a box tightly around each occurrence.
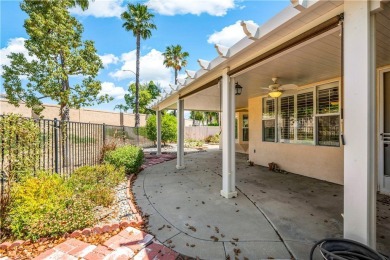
[184,126,220,140]
[0,99,147,127]
[248,96,344,185]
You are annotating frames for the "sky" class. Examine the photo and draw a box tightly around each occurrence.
[0,0,290,113]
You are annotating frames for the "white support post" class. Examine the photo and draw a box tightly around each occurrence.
[156,110,162,156]
[220,68,237,199]
[343,0,376,247]
[176,99,185,169]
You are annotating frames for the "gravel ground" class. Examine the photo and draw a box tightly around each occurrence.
[96,181,135,225]
[143,143,218,154]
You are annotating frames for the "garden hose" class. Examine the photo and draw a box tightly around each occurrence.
[310,238,389,260]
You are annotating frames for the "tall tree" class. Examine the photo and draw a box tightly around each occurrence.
[124,81,161,115]
[121,3,157,128]
[2,0,110,121]
[163,45,189,85]
[114,104,129,113]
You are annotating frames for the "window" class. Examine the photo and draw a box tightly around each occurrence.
[297,92,314,142]
[317,116,340,146]
[280,96,294,141]
[263,98,276,142]
[316,85,340,146]
[317,86,339,114]
[261,81,340,147]
[243,115,249,141]
[235,117,238,139]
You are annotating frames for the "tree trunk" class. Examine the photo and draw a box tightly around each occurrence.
[135,34,141,145]
[59,51,70,168]
[135,34,141,128]
[174,68,178,85]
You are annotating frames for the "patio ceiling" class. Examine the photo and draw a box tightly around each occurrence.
[167,28,342,111]
[163,1,390,112]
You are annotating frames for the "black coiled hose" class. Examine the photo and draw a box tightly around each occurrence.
[310,238,389,260]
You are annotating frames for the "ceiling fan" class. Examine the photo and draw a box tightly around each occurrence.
[262,77,298,98]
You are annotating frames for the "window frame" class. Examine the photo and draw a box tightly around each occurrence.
[242,114,249,142]
[261,81,340,147]
[262,97,277,142]
[295,89,315,145]
[315,82,341,147]
[278,94,295,143]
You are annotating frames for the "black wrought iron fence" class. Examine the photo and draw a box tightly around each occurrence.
[0,116,154,177]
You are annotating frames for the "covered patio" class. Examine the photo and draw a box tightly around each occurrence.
[133,149,390,259]
[149,0,390,253]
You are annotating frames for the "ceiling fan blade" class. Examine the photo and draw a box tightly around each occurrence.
[280,84,298,90]
[261,88,271,91]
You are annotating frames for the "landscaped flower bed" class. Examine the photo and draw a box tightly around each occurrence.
[0,136,144,257]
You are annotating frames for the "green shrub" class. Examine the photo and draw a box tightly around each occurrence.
[9,172,94,240]
[0,114,41,180]
[205,134,220,144]
[27,195,94,240]
[146,114,177,145]
[104,145,144,174]
[99,142,117,163]
[67,164,125,207]
[184,139,204,148]
[137,127,148,138]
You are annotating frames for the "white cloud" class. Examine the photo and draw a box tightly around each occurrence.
[99,54,119,67]
[146,0,235,16]
[110,49,172,92]
[0,37,33,76]
[98,82,127,99]
[70,0,125,18]
[207,20,258,47]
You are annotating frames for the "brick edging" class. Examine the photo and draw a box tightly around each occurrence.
[127,174,144,225]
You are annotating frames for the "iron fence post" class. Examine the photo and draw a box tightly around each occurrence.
[54,118,59,173]
[122,125,125,144]
[103,123,106,146]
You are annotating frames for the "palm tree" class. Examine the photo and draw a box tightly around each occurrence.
[114,104,129,113]
[121,3,157,130]
[163,45,189,85]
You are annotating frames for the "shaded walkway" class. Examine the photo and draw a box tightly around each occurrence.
[133,150,390,259]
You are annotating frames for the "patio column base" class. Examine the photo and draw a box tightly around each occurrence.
[176,165,186,170]
[220,190,237,199]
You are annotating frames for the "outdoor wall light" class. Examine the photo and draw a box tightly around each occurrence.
[235,82,243,95]
[269,91,282,98]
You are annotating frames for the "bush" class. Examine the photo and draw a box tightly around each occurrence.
[205,134,220,144]
[99,142,117,163]
[0,114,41,180]
[137,127,148,138]
[146,114,177,145]
[184,139,204,148]
[67,164,125,207]
[9,172,94,240]
[104,145,144,174]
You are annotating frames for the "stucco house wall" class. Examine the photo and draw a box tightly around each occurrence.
[248,96,344,185]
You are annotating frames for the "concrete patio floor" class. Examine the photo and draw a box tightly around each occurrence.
[133,149,390,259]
